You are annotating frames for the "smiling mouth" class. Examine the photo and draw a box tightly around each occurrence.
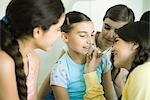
[103,37,114,43]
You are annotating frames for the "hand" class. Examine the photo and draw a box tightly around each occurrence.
[85,48,102,73]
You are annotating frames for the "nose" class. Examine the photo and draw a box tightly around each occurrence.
[108,29,116,38]
[87,35,93,45]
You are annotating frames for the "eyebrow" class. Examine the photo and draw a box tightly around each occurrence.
[77,30,95,34]
[104,23,118,30]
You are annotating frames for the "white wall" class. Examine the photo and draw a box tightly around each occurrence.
[0,0,149,88]
[143,0,150,13]
[72,0,144,31]
[0,0,11,18]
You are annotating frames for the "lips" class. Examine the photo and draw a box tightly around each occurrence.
[103,36,114,43]
[83,46,90,52]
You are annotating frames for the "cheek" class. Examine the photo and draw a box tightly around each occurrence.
[47,31,60,43]
[101,29,107,35]
[67,38,79,48]
[114,48,131,68]
[102,27,111,34]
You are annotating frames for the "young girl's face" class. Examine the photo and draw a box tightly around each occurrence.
[65,21,94,55]
[112,37,138,69]
[35,14,65,51]
[96,18,128,50]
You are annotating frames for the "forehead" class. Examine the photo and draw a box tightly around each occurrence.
[103,18,128,29]
[71,21,94,31]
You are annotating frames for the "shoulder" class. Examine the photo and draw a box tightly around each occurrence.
[0,50,15,76]
[130,62,150,77]
[29,52,40,75]
[0,50,15,67]
[127,62,150,87]
[51,54,69,76]
[31,52,40,65]
[52,53,68,68]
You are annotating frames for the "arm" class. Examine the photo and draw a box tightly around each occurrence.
[50,61,70,100]
[84,72,106,100]
[84,48,106,100]
[51,86,70,100]
[113,68,127,98]
[102,70,115,100]
[0,51,20,100]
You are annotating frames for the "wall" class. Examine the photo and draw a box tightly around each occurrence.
[72,0,144,31]
[143,0,150,12]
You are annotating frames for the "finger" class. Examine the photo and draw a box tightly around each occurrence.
[86,54,90,63]
[92,48,99,59]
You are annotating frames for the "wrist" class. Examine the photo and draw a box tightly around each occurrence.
[85,68,97,74]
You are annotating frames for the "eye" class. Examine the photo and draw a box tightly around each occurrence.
[114,39,119,43]
[104,26,111,30]
[79,35,86,37]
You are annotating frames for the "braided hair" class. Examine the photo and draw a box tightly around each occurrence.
[0,0,64,99]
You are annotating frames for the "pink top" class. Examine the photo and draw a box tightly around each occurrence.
[26,53,36,100]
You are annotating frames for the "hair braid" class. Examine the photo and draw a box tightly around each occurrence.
[1,21,27,100]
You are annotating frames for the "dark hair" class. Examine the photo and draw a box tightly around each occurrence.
[0,0,64,99]
[140,11,150,23]
[61,11,91,33]
[103,4,135,23]
[116,21,150,73]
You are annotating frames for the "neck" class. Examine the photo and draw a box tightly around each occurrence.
[17,38,35,57]
[67,50,86,64]
[124,55,136,71]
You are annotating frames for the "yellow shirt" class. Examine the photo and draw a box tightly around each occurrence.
[84,71,106,100]
[122,61,150,100]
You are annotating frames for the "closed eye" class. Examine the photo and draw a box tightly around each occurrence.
[114,38,120,43]
[104,26,111,30]
[104,24,111,30]
[79,35,86,37]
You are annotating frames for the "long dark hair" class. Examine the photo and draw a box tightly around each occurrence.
[140,11,150,23]
[103,4,135,23]
[116,21,150,73]
[61,11,91,33]
[0,0,64,99]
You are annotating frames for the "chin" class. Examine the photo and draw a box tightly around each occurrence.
[113,61,121,68]
[42,46,52,51]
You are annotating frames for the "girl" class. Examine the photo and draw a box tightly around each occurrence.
[50,11,112,100]
[113,21,150,100]
[95,4,135,99]
[0,0,65,99]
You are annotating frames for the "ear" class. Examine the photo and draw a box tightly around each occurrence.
[33,27,43,39]
[61,32,69,42]
[132,42,139,50]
